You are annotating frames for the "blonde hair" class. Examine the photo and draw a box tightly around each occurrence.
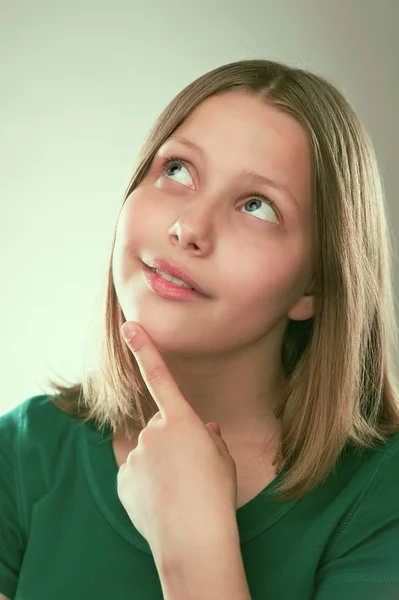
[42,59,399,502]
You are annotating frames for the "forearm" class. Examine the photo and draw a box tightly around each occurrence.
[154,527,251,600]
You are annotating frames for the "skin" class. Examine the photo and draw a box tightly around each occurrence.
[112,90,314,460]
[117,322,240,559]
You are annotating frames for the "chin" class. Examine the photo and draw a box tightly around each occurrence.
[120,310,207,355]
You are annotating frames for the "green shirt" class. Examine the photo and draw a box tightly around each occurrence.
[1,394,399,599]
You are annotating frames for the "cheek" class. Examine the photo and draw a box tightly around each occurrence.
[221,250,281,295]
[222,248,306,314]
[112,195,145,284]
[122,187,177,242]
[114,190,158,251]
[119,192,148,240]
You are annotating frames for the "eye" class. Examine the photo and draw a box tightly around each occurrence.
[162,155,194,187]
[161,155,280,224]
[239,195,280,224]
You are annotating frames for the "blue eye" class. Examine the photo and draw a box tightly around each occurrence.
[162,156,193,186]
[161,155,280,224]
[239,196,279,224]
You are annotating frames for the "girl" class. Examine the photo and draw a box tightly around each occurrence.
[1,59,399,600]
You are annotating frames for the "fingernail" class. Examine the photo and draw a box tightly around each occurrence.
[121,322,138,341]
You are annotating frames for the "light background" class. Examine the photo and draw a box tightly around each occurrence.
[1,0,398,415]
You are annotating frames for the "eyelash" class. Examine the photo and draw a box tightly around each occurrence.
[160,154,280,222]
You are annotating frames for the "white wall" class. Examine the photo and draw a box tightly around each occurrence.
[1,0,398,415]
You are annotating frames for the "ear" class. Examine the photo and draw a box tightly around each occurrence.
[287,279,315,322]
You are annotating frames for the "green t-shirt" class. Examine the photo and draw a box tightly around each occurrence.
[1,394,399,599]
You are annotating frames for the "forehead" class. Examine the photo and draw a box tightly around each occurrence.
[174,91,308,150]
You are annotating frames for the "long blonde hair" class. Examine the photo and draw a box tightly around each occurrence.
[42,59,399,502]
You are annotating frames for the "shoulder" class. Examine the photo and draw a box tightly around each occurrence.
[0,393,84,445]
[335,431,399,510]
[323,432,399,559]
[360,431,399,508]
[314,433,399,593]
[349,431,399,488]
[0,395,87,511]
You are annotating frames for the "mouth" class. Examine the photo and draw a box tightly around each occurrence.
[141,262,208,301]
[148,268,195,290]
[141,257,210,297]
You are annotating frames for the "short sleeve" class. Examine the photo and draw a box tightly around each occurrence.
[314,437,399,599]
[0,407,26,598]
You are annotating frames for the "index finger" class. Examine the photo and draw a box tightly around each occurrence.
[121,321,192,421]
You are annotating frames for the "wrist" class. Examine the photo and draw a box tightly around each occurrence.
[153,519,240,574]
[154,527,248,600]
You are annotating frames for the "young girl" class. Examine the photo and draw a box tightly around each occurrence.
[1,59,398,600]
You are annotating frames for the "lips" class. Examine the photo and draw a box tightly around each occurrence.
[141,257,209,297]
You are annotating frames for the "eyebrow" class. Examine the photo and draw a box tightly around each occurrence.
[165,135,300,209]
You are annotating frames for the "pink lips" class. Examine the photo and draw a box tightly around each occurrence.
[142,257,209,297]
[142,263,207,301]
[144,258,207,296]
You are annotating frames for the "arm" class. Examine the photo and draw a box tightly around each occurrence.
[154,526,251,600]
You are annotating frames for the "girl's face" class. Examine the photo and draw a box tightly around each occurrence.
[112,91,314,356]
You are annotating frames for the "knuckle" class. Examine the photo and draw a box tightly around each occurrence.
[137,429,146,444]
[144,364,164,385]
[126,450,136,464]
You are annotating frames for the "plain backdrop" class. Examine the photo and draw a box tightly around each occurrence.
[1,0,398,415]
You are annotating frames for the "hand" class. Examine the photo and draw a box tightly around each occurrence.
[117,321,238,558]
